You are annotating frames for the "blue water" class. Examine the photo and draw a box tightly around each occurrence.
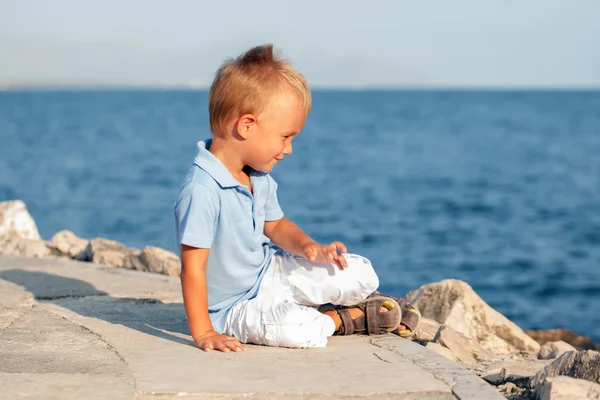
[1,90,599,342]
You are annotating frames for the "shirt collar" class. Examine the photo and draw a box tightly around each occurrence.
[193,139,241,188]
[193,139,267,188]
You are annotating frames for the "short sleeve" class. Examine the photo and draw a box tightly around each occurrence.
[174,183,219,248]
[264,175,284,221]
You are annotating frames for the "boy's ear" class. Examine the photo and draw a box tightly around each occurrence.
[236,114,257,139]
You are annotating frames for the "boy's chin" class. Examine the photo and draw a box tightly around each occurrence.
[248,163,274,173]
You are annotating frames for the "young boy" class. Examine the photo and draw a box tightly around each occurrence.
[174,44,415,352]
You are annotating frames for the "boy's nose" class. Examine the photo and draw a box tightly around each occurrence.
[284,144,293,155]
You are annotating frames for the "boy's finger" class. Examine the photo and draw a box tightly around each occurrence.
[331,241,347,254]
[215,343,230,352]
[228,342,244,352]
[325,250,335,263]
[333,254,346,270]
[338,254,348,269]
[225,336,244,350]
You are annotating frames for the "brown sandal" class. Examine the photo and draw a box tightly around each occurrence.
[369,291,421,337]
[319,296,402,336]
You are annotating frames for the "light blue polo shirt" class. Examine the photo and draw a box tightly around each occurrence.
[173,139,284,333]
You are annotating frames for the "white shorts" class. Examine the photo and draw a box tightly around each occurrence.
[223,251,379,348]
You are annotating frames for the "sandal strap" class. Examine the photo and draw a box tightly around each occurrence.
[337,308,355,335]
[365,299,380,335]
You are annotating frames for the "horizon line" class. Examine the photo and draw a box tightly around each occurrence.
[2,83,600,92]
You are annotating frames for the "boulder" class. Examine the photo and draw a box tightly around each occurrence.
[138,246,181,276]
[0,200,41,240]
[495,382,521,397]
[531,350,600,389]
[527,329,600,351]
[539,341,577,360]
[0,235,53,258]
[537,376,600,400]
[83,239,180,276]
[407,279,540,357]
[85,238,140,268]
[414,317,441,342]
[426,341,457,362]
[480,359,551,386]
[431,324,496,364]
[50,230,89,260]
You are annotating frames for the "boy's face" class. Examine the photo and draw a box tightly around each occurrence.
[241,92,307,173]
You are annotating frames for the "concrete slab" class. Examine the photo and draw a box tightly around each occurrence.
[134,393,455,400]
[0,307,130,375]
[0,373,133,400]
[0,255,502,399]
[0,255,182,301]
[372,337,504,400]
[0,278,34,331]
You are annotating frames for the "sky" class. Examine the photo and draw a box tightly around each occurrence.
[1,0,599,88]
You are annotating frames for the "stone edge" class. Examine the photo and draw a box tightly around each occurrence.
[0,254,180,284]
[372,337,504,400]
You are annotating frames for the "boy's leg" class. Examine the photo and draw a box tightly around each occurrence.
[222,259,335,348]
[275,252,406,335]
[276,252,380,307]
[224,299,336,348]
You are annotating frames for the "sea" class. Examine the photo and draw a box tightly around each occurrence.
[1,90,599,342]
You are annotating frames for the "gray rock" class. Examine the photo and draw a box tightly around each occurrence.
[407,279,540,357]
[426,341,458,361]
[0,236,53,258]
[531,350,600,390]
[432,325,477,364]
[539,341,577,360]
[414,317,441,342]
[480,359,551,385]
[0,200,41,240]
[83,238,180,276]
[49,230,89,260]
[496,382,520,396]
[138,246,181,276]
[538,376,600,400]
[526,329,600,351]
[85,238,140,268]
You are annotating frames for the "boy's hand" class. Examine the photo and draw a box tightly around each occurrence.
[302,241,348,269]
[193,330,245,353]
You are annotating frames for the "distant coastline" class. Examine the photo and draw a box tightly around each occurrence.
[2,84,600,92]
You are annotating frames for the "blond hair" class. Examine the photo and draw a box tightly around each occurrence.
[208,44,311,136]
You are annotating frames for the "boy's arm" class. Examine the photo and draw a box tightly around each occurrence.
[264,217,348,269]
[180,244,244,352]
[263,217,315,256]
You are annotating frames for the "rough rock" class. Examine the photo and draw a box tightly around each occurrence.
[539,341,577,360]
[0,200,41,240]
[426,341,458,361]
[432,325,493,365]
[85,238,140,268]
[0,235,53,258]
[537,376,600,400]
[50,230,89,260]
[480,359,551,386]
[495,382,522,397]
[414,317,441,342]
[138,246,181,276]
[527,329,600,351]
[531,350,600,389]
[407,279,540,357]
